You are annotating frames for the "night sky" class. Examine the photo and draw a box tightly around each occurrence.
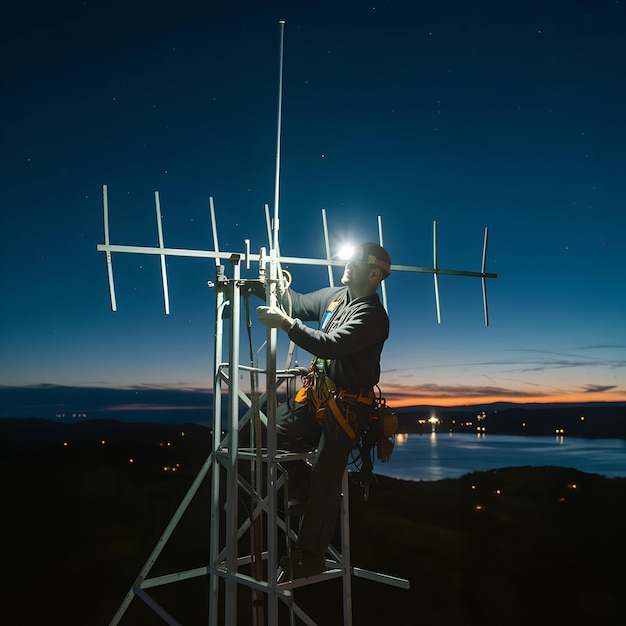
[1,0,625,419]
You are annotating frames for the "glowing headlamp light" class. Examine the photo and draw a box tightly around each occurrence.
[337,242,391,276]
[337,244,355,261]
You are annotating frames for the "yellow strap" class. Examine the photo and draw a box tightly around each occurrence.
[298,364,358,440]
[326,394,357,440]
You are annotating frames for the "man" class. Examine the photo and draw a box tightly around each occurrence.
[256,241,391,579]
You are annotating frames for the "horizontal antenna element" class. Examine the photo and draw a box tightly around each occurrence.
[97,188,497,324]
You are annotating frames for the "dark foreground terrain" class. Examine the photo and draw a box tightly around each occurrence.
[2,418,626,625]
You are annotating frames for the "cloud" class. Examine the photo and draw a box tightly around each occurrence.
[505,349,626,372]
[385,382,549,401]
[106,403,211,412]
[0,384,214,418]
[582,384,618,394]
[385,355,626,377]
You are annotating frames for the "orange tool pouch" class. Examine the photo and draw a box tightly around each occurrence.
[295,364,373,441]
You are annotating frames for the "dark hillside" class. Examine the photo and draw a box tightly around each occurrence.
[2,419,625,625]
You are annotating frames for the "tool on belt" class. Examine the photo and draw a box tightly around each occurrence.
[293,361,399,502]
[294,361,374,440]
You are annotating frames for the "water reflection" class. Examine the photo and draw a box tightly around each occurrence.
[382,432,626,481]
[395,432,408,445]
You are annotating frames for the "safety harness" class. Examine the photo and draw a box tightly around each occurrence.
[295,359,398,500]
[295,360,374,441]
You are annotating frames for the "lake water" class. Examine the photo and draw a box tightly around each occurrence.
[373,432,626,481]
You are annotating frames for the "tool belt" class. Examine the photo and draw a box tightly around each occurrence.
[294,363,373,441]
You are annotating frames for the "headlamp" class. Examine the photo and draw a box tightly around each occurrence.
[337,242,391,276]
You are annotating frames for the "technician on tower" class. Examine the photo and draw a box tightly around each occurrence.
[256,241,391,579]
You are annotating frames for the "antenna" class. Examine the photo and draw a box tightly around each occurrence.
[378,215,389,311]
[98,21,498,626]
[322,208,334,287]
[272,20,286,253]
[154,191,170,315]
[433,220,441,323]
[101,184,117,312]
[98,190,496,325]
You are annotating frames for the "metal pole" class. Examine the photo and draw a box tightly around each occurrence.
[245,286,265,626]
[209,196,221,267]
[102,184,118,311]
[481,227,490,327]
[322,208,334,287]
[377,215,388,312]
[225,255,242,625]
[433,221,442,324]
[272,20,286,252]
[209,265,226,626]
[154,191,171,315]
[264,204,273,250]
[265,252,279,624]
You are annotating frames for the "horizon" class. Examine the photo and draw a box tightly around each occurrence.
[2,382,624,424]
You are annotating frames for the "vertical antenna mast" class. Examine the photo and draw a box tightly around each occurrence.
[272,20,286,252]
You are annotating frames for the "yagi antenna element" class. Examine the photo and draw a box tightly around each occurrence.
[98,187,497,325]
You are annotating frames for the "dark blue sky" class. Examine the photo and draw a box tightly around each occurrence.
[1,0,625,418]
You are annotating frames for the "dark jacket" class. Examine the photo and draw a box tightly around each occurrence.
[284,286,389,393]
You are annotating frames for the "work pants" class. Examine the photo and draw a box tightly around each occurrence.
[276,396,371,556]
